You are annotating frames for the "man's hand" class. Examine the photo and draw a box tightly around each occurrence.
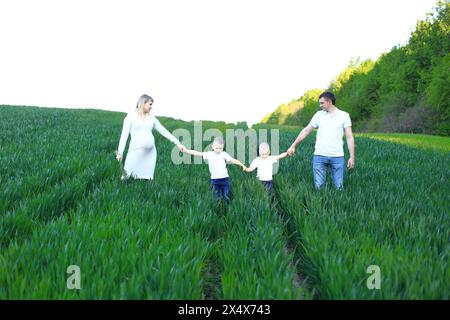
[344,127,355,170]
[347,157,355,170]
[177,144,187,152]
[116,153,122,162]
[287,146,296,156]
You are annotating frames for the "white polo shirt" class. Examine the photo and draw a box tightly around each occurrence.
[309,108,352,157]
[203,151,233,179]
[249,156,278,181]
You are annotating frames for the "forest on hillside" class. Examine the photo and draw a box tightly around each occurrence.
[262,1,449,136]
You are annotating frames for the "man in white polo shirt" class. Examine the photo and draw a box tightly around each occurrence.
[287,92,355,190]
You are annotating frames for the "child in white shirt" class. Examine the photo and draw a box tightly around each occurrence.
[183,137,246,201]
[245,142,288,193]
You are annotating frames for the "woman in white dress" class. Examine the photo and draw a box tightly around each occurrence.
[116,94,186,180]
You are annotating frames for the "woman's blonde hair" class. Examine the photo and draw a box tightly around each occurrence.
[136,94,154,117]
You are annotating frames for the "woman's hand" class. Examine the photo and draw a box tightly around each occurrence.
[116,152,122,162]
[177,144,187,152]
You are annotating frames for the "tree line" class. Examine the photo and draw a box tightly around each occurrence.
[262,1,449,136]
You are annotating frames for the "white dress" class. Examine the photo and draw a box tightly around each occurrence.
[117,112,180,180]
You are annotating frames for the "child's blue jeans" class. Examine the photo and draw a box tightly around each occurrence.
[313,155,345,190]
[210,177,230,201]
[260,180,273,193]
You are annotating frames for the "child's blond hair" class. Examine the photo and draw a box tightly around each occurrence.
[213,136,224,146]
[259,142,270,155]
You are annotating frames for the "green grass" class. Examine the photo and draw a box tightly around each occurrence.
[0,105,448,299]
[356,133,450,153]
[254,124,450,153]
[273,132,449,299]
[0,105,305,299]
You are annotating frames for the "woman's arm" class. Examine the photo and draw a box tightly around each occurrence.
[153,117,185,151]
[117,114,132,161]
[184,149,204,157]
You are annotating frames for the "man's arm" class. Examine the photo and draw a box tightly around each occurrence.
[344,126,355,170]
[287,124,315,155]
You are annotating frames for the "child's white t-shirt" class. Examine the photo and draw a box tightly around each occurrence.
[249,156,278,181]
[203,151,233,179]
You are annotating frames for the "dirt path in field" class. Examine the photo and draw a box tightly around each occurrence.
[202,209,225,300]
[203,257,222,300]
[201,192,315,299]
[272,187,316,299]
[203,243,223,300]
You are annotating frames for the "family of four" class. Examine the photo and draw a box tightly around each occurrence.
[116,92,355,200]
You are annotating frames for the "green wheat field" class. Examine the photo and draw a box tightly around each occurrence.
[0,105,449,299]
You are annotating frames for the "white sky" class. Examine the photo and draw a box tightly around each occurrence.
[0,0,438,126]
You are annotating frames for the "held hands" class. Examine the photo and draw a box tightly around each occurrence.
[287,146,296,156]
[176,143,187,152]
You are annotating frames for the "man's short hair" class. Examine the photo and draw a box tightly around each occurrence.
[319,92,336,105]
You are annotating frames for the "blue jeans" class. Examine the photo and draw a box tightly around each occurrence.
[210,177,230,201]
[260,180,273,193]
[313,155,345,190]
